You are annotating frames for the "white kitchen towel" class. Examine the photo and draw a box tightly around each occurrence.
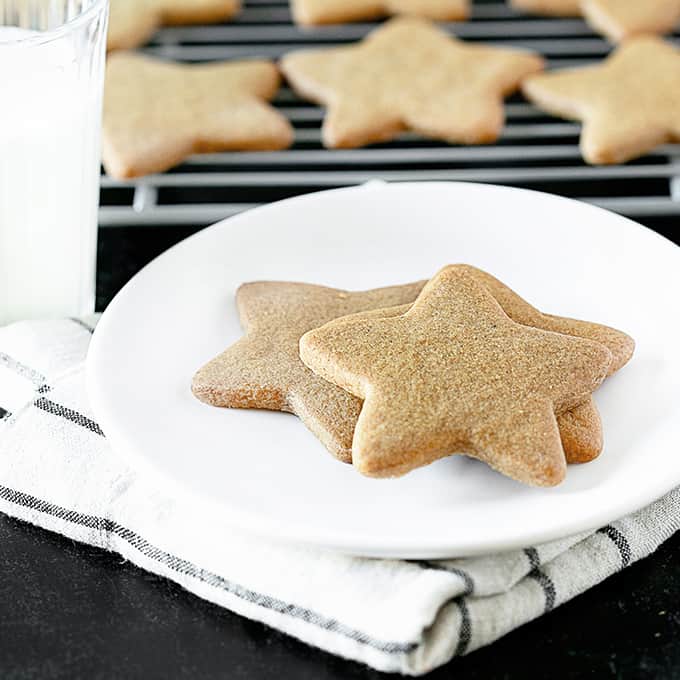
[0,317,678,676]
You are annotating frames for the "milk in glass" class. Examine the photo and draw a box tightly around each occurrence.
[0,1,107,324]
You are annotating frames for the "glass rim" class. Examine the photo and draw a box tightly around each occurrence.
[0,0,108,48]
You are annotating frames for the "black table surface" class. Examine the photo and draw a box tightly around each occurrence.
[1,220,679,680]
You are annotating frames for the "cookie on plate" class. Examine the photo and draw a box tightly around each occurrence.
[333,264,634,463]
[523,37,680,164]
[193,266,632,468]
[192,281,428,462]
[103,53,294,179]
[300,266,613,486]
[280,17,544,148]
[582,0,680,42]
[108,0,241,51]
[291,0,469,25]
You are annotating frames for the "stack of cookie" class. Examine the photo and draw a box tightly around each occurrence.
[192,265,634,488]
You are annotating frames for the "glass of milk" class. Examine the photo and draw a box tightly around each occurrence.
[0,0,108,325]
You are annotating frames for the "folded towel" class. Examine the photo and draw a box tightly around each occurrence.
[0,317,678,676]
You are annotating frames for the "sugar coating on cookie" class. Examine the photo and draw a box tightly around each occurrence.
[523,37,680,165]
[300,266,613,486]
[103,53,294,179]
[328,264,634,464]
[291,0,469,25]
[280,17,544,148]
[108,0,241,51]
[192,281,428,462]
[509,0,581,15]
[582,0,680,42]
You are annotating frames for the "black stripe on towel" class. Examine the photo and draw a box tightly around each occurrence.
[597,525,632,569]
[524,548,556,613]
[414,562,475,656]
[0,484,416,656]
[454,599,472,657]
[34,398,105,437]
[0,407,10,421]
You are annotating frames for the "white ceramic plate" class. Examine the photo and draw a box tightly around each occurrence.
[88,182,680,558]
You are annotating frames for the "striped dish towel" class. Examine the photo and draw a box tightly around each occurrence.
[1,318,678,676]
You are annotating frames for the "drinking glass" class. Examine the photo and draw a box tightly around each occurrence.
[0,0,108,325]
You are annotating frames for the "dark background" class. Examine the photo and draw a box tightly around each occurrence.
[0,220,678,679]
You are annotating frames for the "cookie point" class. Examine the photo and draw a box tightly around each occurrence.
[532,457,567,487]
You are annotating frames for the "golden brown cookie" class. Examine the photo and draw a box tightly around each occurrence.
[582,0,680,42]
[193,267,632,466]
[108,0,241,51]
[333,295,605,463]
[523,37,680,164]
[509,0,581,15]
[291,0,469,25]
[334,264,634,463]
[103,53,294,179]
[455,265,634,375]
[300,266,613,486]
[192,281,428,462]
[280,17,544,148]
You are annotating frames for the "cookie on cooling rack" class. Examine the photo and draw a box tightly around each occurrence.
[290,0,469,25]
[509,0,581,15]
[108,0,241,51]
[280,17,544,148]
[523,36,680,164]
[102,53,294,179]
[582,0,680,42]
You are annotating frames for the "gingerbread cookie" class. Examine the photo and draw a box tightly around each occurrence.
[348,304,605,464]
[449,265,633,374]
[108,0,241,51]
[193,267,632,466]
[280,17,544,148]
[192,281,427,462]
[582,0,680,42]
[291,0,469,26]
[103,53,294,179]
[334,264,634,463]
[523,37,680,165]
[300,266,613,486]
[509,0,581,15]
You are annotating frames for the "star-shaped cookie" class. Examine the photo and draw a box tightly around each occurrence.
[192,267,632,468]
[523,37,680,164]
[280,17,544,148]
[509,0,581,15]
[291,0,469,26]
[108,0,241,51]
[333,264,634,464]
[103,53,294,179]
[300,267,613,486]
[192,281,428,462]
[582,0,680,42]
